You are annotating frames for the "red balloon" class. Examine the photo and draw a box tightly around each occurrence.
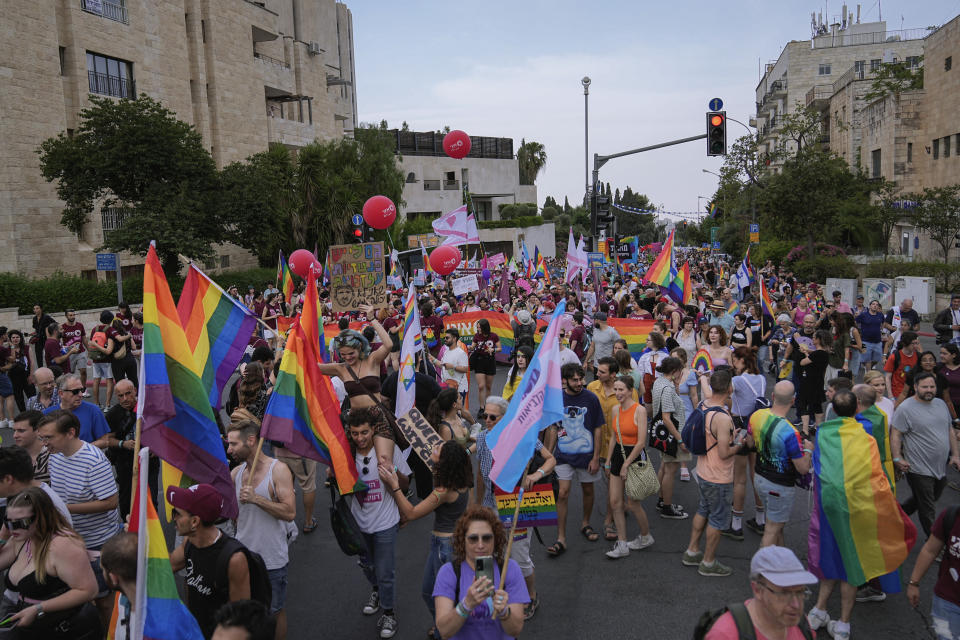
[443,130,471,159]
[288,249,317,278]
[430,245,461,276]
[362,195,397,230]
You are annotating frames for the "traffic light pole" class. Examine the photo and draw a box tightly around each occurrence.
[590,133,707,249]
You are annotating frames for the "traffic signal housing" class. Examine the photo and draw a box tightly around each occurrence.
[596,194,614,225]
[707,111,727,156]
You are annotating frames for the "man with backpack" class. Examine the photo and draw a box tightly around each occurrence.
[697,546,818,639]
[883,330,919,399]
[682,370,751,577]
[169,483,267,639]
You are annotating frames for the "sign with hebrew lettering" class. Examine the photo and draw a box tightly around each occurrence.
[329,242,387,312]
[494,483,558,528]
[451,274,480,296]
[395,407,444,470]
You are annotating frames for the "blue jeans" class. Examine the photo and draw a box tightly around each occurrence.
[421,535,454,616]
[268,566,288,613]
[360,524,398,610]
[931,595,960,640]
[848,348,862,377]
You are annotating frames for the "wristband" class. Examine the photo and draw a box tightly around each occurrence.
[908,580,920,587]
[893,457,901,462]
[803,449,812,455]
[498,605,511,620]
[536,467,546,477]
[604,464,611,469]
[455,600,470,618]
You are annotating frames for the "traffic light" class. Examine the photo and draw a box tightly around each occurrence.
[596,194,614,225]
[364,224,376,243]
[706,111,727,156]
[352,216,364,242]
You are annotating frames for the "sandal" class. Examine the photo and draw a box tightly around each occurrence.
[546,541,566,557]
[581,525,600,542]
[302,517,318,534]
[604,524,618,541]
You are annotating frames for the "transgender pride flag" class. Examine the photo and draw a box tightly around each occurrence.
[486,300,566,492]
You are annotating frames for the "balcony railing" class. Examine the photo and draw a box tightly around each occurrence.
[392,130,514,159]
[442,180,460,190]
[805,84,834,106]
[81,0,129,25]
[812,27,932,49]
[101,207,129,232]
[254,51,290,69]
[423,180,441,191]
[87,71,135,98]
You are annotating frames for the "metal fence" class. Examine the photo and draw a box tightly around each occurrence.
[87,71,135,98]
[81,0,129,24]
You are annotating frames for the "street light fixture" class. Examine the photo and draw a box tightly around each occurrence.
[582,76,591,204]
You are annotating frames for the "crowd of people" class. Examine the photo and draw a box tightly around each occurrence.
[0,252,958,639]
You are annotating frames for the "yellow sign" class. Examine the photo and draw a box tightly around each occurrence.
[408,234,441,249]
[750,232,759,243]
[598,240,607,255]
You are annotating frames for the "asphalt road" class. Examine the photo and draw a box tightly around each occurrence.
[281,332,953,640]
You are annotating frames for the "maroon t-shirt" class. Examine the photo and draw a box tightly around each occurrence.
[60,322,86,353]
[44,338,70,373]
[421,314,446,356]
[933,508,960,604]
[116,312,132,333]
[569,326,586,359]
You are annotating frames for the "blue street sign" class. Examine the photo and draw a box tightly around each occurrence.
[351,214,364,225]
[712,241,721,249]
[96,253,117,271]
[749,223,759,233]
[709,97,723,111]
[701,243,710,248]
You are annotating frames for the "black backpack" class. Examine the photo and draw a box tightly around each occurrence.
[693,602,814,640]
[515,323,535,350]
[213,536,273,609]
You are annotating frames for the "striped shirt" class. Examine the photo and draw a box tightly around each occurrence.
[48,441,121,548]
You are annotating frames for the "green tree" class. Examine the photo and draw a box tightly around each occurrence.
[913,184,960,260]
[869,180,914,259]
[219,144,295,266]
[864,57,924,103]
[614,187,661,244]
[37,94,222,275]
[517,139,547,185]
[543,195,561,211]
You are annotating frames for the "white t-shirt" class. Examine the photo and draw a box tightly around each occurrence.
[49,441,121,548]
[440,346,469,392]
[350,448,401,534]
[558,347,581,367]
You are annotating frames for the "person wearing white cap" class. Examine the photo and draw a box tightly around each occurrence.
[700,546,817,639]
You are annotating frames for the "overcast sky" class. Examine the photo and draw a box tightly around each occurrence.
[352,1,958,218]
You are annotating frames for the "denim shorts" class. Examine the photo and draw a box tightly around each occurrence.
[932,595,960,640]
[696,478,733,530]
[862,341,883,364]
[754,474,797,524]
[268,565,288,613]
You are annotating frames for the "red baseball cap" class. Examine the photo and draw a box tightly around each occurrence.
[167,483,224,521]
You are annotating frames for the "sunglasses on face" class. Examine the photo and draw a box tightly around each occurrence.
[483,414,502,422]
[466,533,494,544]
[6,516,34,531]
[63,388,84,396]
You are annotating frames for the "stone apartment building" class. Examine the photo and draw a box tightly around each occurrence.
[754,10,925,159]
[806,14,960,260]
[0,0,357,279]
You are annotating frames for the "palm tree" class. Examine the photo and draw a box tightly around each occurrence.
[517,139,547,185]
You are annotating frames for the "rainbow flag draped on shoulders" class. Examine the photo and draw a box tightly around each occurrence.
[177,264,259,410]
[808,416,916,590]
[261,269,362,495]
[642,229,676,287]
[140,244,237,518]
[858,404,896,490]
[110,449,203,640]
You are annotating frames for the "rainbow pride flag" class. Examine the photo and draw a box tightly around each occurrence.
[709,203,719,218]
[759,277,775,319]
[808,416,916,589]
[281,261,295,307]
[692,349,713,372]
[642,229,676,287]
[261,269,362,495]
[667,262,692,306]
[140,244,236,518]
[607,318,654,361]
[727,300,740,315]
[299,273,330,364]
[858,404,895,490]
[118,449,203,639]
[177,264,258,410]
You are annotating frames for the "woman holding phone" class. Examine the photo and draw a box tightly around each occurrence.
[433,506,527,639]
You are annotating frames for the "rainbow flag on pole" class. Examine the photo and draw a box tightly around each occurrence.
[177,264,258,410]
[667,262,692,306]
[140,244,236,518]
[115,449,203,640]
[808,416,917,589]
[261,269,362,495]
[759,277,776,319]
[642,229,676,287]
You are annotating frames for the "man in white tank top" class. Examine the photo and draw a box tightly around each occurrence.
[227,420,296,640]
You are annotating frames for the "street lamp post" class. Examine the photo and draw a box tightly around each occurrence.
[582,76,591,204]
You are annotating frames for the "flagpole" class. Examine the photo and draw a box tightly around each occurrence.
[492,484,525,618]
[130,418,142,516]
[247,437,265,489]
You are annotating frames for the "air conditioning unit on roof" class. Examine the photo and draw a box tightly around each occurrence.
[308,42,321,55]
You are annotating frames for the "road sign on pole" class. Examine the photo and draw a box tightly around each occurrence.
[708,97,724,111]
[749,223,759,243]
[710,227,718,242]
[351,214,364,226]
[96,253,117,271]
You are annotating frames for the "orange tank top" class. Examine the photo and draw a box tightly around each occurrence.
[615,403,640,446]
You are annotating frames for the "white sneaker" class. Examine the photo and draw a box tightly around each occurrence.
[605,541,629,559]
[807,607,830,631]
[826,620,850,639]
[82,391,91,398]
[0,420,9,429]
[627,534,655,550]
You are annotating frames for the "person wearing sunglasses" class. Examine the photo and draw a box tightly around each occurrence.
[433,505,527,639]
[347,407,408,639]
[697,545,817,639]
[0,486,102,637]
[41,374,110,447]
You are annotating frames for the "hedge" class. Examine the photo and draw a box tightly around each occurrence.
[0,267,276,315]
[788,256,858,282]
[865,260,960,293]
[477,216,546,230]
